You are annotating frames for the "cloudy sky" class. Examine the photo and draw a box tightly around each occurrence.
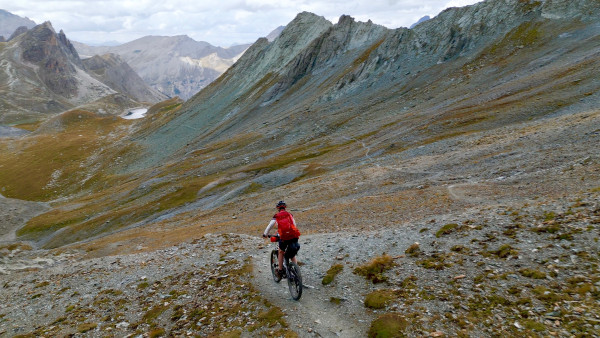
[2,0,482,47]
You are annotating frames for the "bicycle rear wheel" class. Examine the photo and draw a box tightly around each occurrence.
[287,262,303,300]
[270,250,281,283]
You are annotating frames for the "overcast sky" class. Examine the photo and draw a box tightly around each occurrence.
[1,0,482,47]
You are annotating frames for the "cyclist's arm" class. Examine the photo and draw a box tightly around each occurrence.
[263,219,276,237]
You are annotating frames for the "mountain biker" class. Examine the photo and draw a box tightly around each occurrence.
[263,201,301,278]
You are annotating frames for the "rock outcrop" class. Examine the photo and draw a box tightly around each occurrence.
[20,22,82,98]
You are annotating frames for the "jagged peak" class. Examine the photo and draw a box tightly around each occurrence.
[293,11,330,23]
[38,21,55,31]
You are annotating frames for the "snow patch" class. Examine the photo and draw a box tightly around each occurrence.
[122,108,148,119]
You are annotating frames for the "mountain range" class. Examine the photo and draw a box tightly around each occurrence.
[74,36,252,100]
[73,27,286,100]
[0,21,166,125]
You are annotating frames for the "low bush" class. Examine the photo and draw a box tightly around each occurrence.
[354,255,396,283]
[364,289,396,309]
[405,243,421,257]
[322,264,344,285]
[436,223,459,237]
[368,313,408,338]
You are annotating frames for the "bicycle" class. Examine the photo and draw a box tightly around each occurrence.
[267,234,303,300]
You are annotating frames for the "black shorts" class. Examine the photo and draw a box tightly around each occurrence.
[279,238,300,258]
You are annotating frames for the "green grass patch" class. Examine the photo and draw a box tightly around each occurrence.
[417,253,452,270]
[142,305,168,324]
[77,322,97,333]
[322,264,344,285]
[489,244,518,258]
[256,307,287,328]
[354,254,396,283]
[519,268,546,279]
[405,243,421,257]
[368,313,408,338]
[364,289,396,309]
[436,223,459,237]
[522,319,546,332]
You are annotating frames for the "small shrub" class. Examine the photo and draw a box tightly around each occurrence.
[149,328,166,338]
[368,313,408,338]
[330,297,343,304]
[523,319,546,332]
[142,305,168,324]
[257,307,286,328]
[322,264,344,285]
[490,244,518,258]
[519,268,546,279]
[405,243,421,257]
[364,289,396,309]
[137,281,150,289]
[354,255,396,283]
[35,281,50,288]
[450,245,470,254]
[77,323,97,333]
[543,211,556,221]
[400,275,418,289]
[436,223,459,237]
[416,253,452,270]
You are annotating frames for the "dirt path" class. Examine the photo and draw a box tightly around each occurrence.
[251,236,370,337]
[0,195,49,243]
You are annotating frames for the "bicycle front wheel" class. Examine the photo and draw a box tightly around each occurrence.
[287,262,303,300]
[270,250,281,283]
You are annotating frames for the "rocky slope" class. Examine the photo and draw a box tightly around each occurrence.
[74,36,252,100]
[82,53,168,104]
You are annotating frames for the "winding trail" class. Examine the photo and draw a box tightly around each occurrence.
[251,237,369,337]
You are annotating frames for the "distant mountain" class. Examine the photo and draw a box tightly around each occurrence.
[0,22,165,124]
[410,15,431,28]
[82,53,168,103]
[266,26,285,41]
[7,25,29,40]
[0,9,36,40]
[74,36,252,100]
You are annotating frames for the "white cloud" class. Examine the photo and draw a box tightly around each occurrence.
[1,0,482,46]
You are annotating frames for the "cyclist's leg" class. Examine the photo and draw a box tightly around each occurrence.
[278,249,284,271]
[278,239,289,271]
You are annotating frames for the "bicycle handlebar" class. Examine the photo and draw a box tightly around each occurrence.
[263,234,280,242]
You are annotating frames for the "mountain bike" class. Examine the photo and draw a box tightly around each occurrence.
[267,234,302,300]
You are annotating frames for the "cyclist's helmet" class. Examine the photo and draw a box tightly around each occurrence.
[276,201,287,210]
